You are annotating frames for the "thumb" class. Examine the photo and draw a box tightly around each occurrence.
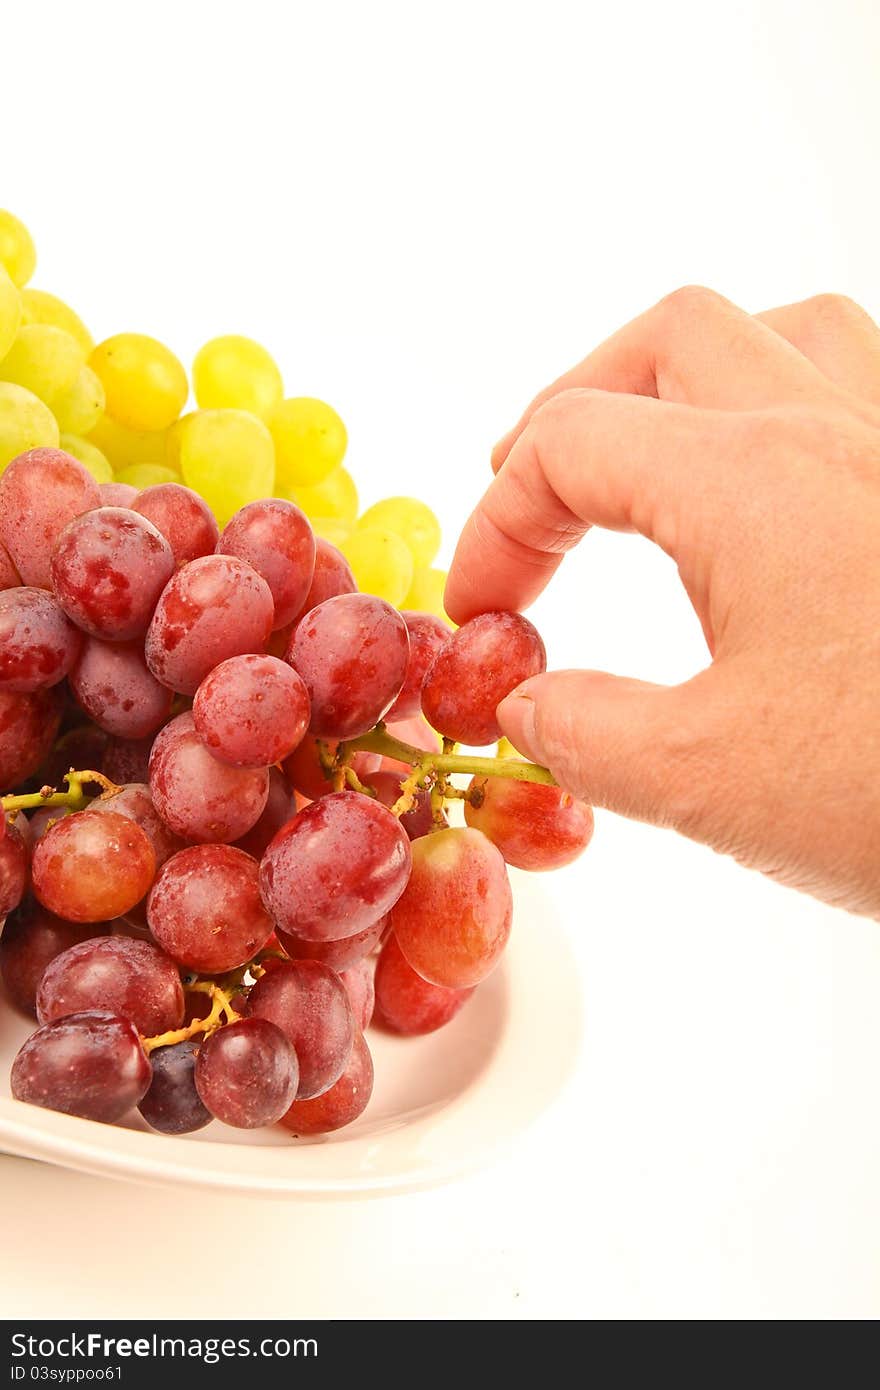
[496,669,711,830]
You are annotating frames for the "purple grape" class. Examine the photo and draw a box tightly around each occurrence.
[194,1018,299,1128]
[11,1010,152,1123]
[0,899,108,1016]
[36,935,184,1036]
[138,1039,212,1134]
[248,959,355,1099]
[0,814,29,917]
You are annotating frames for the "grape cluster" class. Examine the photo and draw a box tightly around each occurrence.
[0,209,596,1144]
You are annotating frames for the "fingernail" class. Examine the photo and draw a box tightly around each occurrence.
[496,690,541,763]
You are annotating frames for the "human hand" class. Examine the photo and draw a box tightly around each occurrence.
[445,288,880,917]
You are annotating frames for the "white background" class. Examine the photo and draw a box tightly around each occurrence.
[3,0,879,1319]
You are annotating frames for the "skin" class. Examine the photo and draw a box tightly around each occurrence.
[445,288,880,919]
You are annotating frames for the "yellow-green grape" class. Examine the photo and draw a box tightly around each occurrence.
[311,519,353,548]
[164,411,196,471]
[269,397,346,489]
[115,463,180,490]
[87,413,169,468]
[1,324,83,403]
[193,336,283,418]
[357,496,441,569]
[496,737,524,760]
[404,566,451,623]
[60,435,113,484]
[0,382,59,469]
[52,365,105,436]
[288,464,359,530]
[180,409,275,525]
[0,212,36,288]
[89,333,187,432]
[20,288,93,355]
[0,265,21,361]
[341,526,414,608]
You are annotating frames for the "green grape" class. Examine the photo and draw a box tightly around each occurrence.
[180,409,275,525]
[404,565,451,623]
[90,333,187,432]
[289,464,359,529]
[193,335,283,418]
[0,266,22,361]
[0,381,60,470]
[357,496,441,568]
[52,365,105,436]
[164,410,196,471]
[269,397,346,489]
[310,518,353,547]
[1,324,83,402]
[114,462,180,489]
[20,288,93,355]
[87,413,169,468]
[60,434,113,483]
[0,212,37,288]
[341,526,414,607]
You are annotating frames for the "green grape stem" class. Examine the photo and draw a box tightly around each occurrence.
[338,721,557,815]
[1,769,121,817]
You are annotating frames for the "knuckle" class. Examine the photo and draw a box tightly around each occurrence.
[799,292,870,330]
[655,283,726,323]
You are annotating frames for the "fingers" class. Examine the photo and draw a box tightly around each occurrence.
[756,294,880,410]
[492,285,835,472]
[496,668,713,829]
[445,387,742,623]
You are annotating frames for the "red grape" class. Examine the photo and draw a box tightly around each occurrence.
[51,507,175,641]
[217,499,316,630]
[31,810,156,923]
[0,587,83,693]
[11,1010,151,1122]
[290,537,356,624]
[0,899,108,1015]
[374,932,473,1034]
[103,735,153,785]
[0,448,101,589]
[259,791,411,943]
[0,538,20,590]
[386,611,452,720]
[145,554,274,695]
[0,687,64,789]
[99,482,138,507]
[391,826,512,988]
[234,767,296,859]
[147,844,274,972]
[90,783,183,869]
[281,732,380,801]
[362,769,439,840]
[133,483,219,568]
[275,913,388,973]
[464,777,594,870]
[421,610,546,745]
[248,959,354,1099]
[137,1039,211,1134]
[286,593,409,739]
[37,935,184,1035]
[192,654,310,768]
[69,637,173,738]
[339,957,375,1031]
[0,814,30,916]
[148,711,269,843]
[278,1029,373,1136]
[194,1018,299,1127]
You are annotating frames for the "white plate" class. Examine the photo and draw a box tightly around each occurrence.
[0,875,582,1198]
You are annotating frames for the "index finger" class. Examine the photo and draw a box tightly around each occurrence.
[445,387,739,623]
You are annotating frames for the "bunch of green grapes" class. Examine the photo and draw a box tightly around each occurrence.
[0,209,450,621]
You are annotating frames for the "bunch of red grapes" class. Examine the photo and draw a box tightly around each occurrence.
[0,446,593,1140]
